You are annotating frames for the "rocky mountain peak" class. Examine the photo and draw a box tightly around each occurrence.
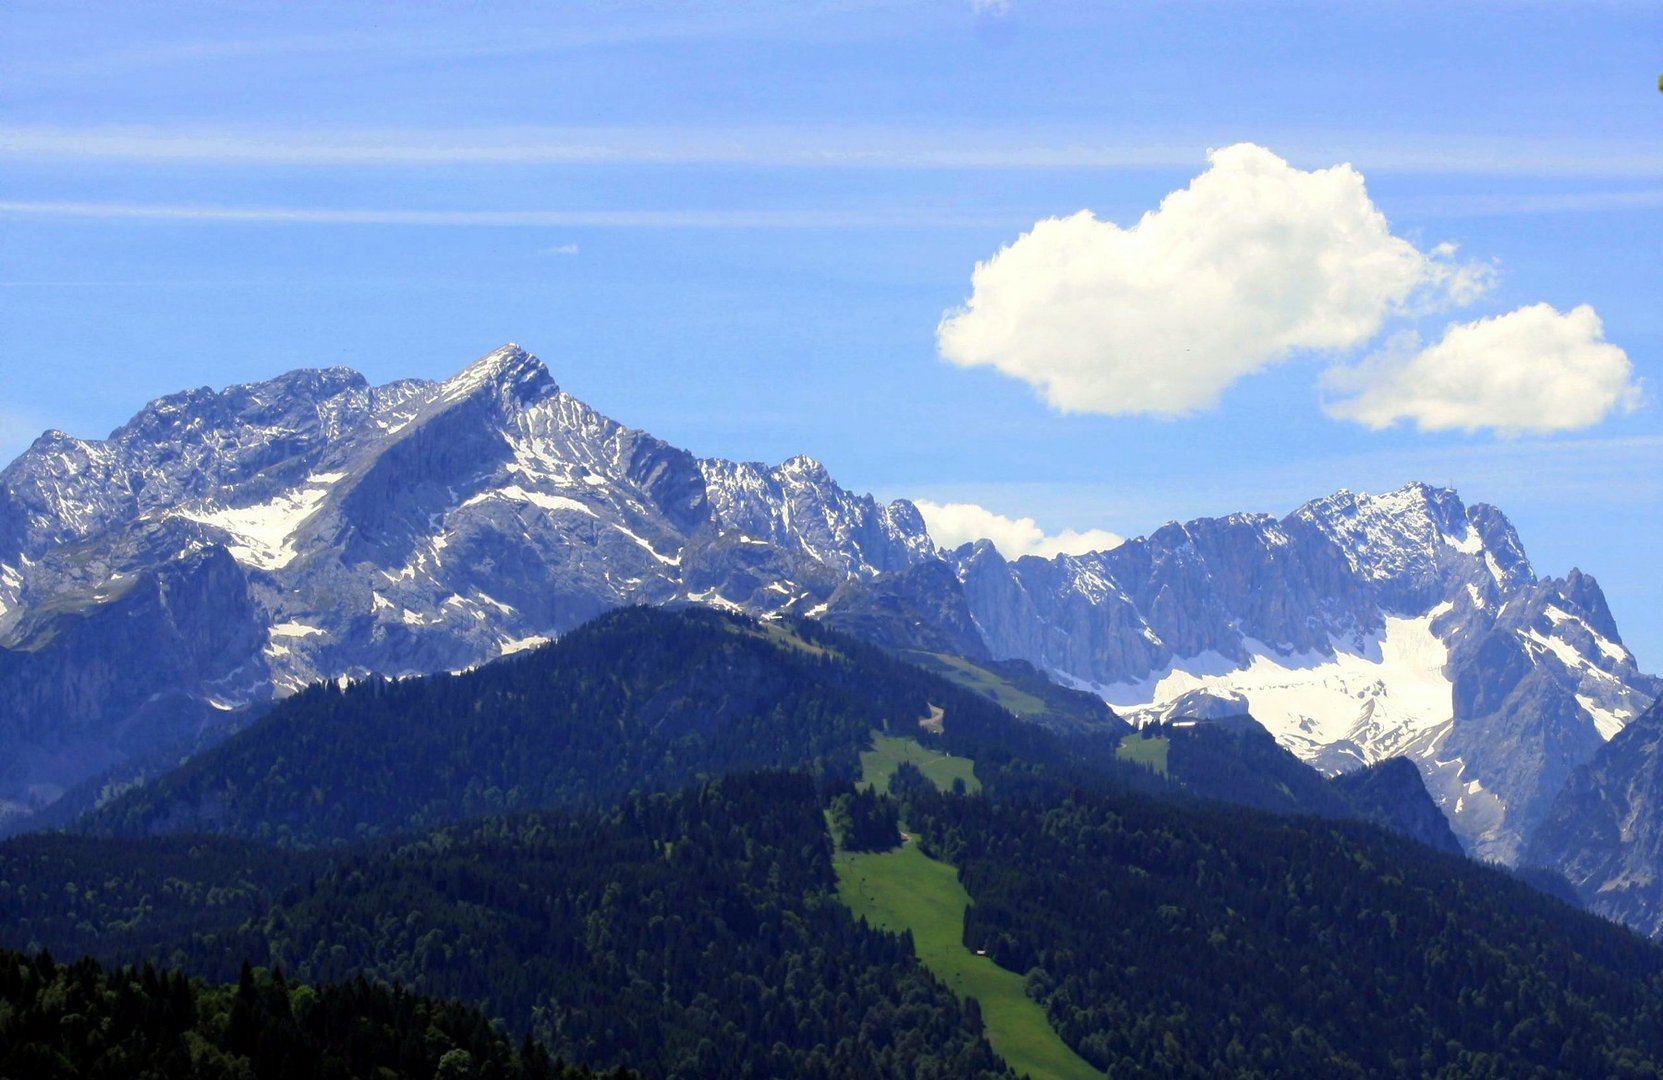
[434,343,557,409]
[110,366,373,443]
[778,454,831,482]
[1284,481,1527,615]
[1295,481,1469,559]
[1561,567,1623,644]
[1466,502,1536,592]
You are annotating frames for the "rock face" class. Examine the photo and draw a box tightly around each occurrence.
[0,546,266,815]
[1525,699,1663,936]
[951,485,1657,861]
[818,559,991,661]
[1,343,1654,862]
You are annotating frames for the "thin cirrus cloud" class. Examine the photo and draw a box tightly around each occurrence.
[1322,303,1643,436]
[4,11,821,83]
[4,125,1662,176]
[0,200,1018,231]
[914,500,1123,560]
[936,142,1493,418]
[0,124,1214,169]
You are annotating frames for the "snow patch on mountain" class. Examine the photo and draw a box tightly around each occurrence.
[1579,695,1628,741]
[460,486,595,517]
[171,472,344,570]
[0,562,20,622]
[269,621,323,638]
[611,523,681,566]
[497,633,551,656]
[1109,611,1455,771]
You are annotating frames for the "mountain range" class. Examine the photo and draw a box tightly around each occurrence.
[1,344,1657,912]
[953,484,1657,861]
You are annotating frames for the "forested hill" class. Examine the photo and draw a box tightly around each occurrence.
[16,603,1655,1075]
[73,606,1153,847]
[905,784,1663,1077]
[14,764,1663,1077]
[9,773,1011,1080]
[76,604,1482,854]
[0,832,326,966]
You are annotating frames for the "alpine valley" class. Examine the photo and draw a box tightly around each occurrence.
[6,344,1663,1076]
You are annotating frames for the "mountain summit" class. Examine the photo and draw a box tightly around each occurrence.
[0,345,1654,863]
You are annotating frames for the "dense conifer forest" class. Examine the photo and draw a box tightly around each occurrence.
[0,947,617,1079]
[6,775,1008,1080]
[906,786,1663,1077]
[0,833,326,965]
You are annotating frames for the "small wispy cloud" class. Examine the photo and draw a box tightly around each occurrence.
[541,242,581,256]
[5,10,819,83]
[0,124,1204,170]
[914,499,1123,559]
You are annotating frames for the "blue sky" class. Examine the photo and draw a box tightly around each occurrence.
[3,0,1660,663]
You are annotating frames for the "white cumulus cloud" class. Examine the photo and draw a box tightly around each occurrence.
[1322,302,1643,435]
[914,500,1123,559]
[936,142,1490,416]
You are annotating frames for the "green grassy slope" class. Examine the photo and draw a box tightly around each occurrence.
[904,651,1051,717]
[835,840,1101,1080]
[836,732,1100,1080]
[1115,734,1169,776]
[895,650,1127,735]
[859,733,981,795]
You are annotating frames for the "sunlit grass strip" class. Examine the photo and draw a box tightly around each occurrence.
[1115,733,1170,776]
[834,840,1104,1080]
